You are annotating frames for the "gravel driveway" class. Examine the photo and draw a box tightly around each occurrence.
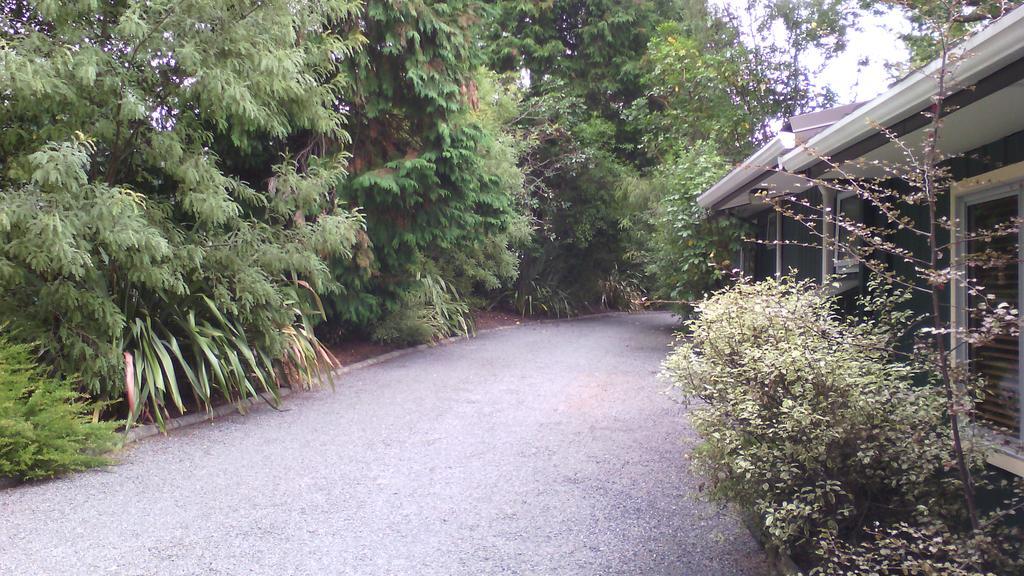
[0,312,768,575]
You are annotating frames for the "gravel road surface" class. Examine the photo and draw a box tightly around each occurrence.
[0,312,768,575]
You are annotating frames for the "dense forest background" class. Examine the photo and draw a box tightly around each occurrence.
[0,0,916,423]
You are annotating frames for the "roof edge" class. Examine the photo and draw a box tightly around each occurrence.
[699,7,1024,212]
[697,138,783,209]
[781,8,1024,173]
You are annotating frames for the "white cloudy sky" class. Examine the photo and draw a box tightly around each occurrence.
[714,1,913,103]
[813,8,913,101]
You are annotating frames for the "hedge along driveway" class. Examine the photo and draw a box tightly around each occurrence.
[0,312,768,575]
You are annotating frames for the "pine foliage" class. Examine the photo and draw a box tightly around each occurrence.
[326,0,525,341]
[0,333,118,481]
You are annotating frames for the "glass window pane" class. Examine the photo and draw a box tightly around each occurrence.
[836,195,862,252]
[966,194,1020,435]
[835,194,862,273]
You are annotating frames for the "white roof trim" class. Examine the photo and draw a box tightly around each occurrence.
[698,7,1024,210]
[697,138,783,209]
[781,8,1024,173]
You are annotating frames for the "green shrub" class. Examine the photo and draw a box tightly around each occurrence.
[637,141,746,304]
[0,1,365,412]
[662,277,979,563]
[814,521,1022,575]
[0,334,119,481]
[370,273,473,346]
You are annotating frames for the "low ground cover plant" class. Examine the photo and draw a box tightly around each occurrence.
[0,333,119,481]
[663,276,1022,574]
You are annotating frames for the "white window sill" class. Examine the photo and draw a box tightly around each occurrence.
[821,277,859,296]
[988,446,1024,477]
[965,427,1024,477]
[979,430,1024,477]
[833,259,859,276]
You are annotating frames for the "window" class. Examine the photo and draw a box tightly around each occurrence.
[754,211,779,280]
[958,187,1022,440]
[765,212,777,253]
[834,191,862,275]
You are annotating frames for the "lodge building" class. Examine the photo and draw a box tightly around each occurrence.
[697,8,1024,476]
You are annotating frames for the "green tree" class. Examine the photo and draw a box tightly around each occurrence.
[631,1,853,163]
[637,142,746,304]
[624,0,853,303]
[478,1,681,312]
[324,0,526,340]
[486,0,681,163]
[0,0,364,421]
[869,0,1022,65]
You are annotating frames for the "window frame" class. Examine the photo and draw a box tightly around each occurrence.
[833,190,861,275]
[953,182,1024,444]
[951,162,1024,480]
[764,211,777,253]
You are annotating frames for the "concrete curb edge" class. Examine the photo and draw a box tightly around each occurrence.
[122,388,296,444]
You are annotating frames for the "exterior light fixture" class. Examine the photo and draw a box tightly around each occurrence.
[778,122,797,149]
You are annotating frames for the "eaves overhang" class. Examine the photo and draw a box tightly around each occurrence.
[696,138,783,210]
[780,7,1024,175]
[699,6,1024,213]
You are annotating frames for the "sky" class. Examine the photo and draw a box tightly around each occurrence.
[813,7,913,102]
[716,1,914,104]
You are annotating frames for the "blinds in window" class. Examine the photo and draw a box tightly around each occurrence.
[966,194,1020,435]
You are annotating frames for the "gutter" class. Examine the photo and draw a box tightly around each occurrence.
[781,8,1024,174]
[697,138,783,209]
[699,7,1024,212]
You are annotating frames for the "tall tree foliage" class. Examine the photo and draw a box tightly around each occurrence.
[631,142,746,303]
[870,0,1021,65]
[0,0,365,420]
[626,0,853,304]
[325,0,525,339]
[479,0,686,312]
[631,0,853,162]
[718,0,852,115]
[508,85,641,313]
[486,0,680,162]
[480,0,856,312]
